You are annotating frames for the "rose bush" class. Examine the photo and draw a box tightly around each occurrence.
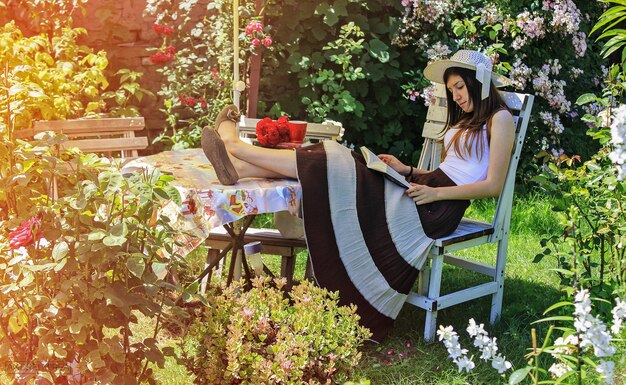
[0,131,201,383]
[144,0,276,149]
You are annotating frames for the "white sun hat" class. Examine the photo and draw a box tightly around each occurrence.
[423,50,510,100]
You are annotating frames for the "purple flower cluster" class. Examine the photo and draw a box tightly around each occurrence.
[532,61,571,114]
[516,11,546,39]
[543,0,581,35]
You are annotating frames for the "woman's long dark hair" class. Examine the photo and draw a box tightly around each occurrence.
[442,67,509,160]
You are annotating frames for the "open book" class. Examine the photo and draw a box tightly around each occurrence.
[360,146,411,189]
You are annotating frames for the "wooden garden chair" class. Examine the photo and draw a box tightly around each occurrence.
[405,84,534,342]
[14,117,148,160]
[14,117,148,198]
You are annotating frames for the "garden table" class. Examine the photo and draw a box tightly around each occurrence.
[122,148,302,284]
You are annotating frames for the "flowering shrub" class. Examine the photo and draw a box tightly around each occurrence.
[391,0,607,169]
[245,19,273,52]
[255,116,290,146]
[439,290,626,384]
[8,214,42,249]
[181,278,372,385]
[437,320,512,375]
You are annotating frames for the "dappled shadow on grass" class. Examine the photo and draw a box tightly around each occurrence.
[354,274,562,385]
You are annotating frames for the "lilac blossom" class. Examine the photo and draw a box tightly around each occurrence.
[426,41,452,61]
[477,3,501,26]
[570,67,583,80]
[516,11,546,39]
[509,58,532,90]
[512,35,528,50]
[532,66,571,113]
[543,0,581,35]
[572,32,587,57]
[540,111,565,135]
[421,84,436,107]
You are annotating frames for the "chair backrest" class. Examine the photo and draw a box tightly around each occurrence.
[417,84,535,239]
[14,117,148,160]
[237,116,345,143]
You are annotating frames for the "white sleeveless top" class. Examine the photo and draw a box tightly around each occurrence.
[438,126,489,186]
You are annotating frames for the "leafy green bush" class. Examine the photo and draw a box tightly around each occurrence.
[256,0,608,173]
[1,21,110,130]
[0,131,202,383]
[181,278,372,385]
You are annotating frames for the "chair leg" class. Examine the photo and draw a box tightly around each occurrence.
[424,254,444,343]
[304,253,313,281]
[490,235,509,324]
[418,260,431,295]
[280,252,296,290]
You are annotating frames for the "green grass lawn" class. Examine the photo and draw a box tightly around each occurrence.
[145,191,608,384]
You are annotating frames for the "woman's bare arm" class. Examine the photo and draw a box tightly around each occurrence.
[407,109,515,205]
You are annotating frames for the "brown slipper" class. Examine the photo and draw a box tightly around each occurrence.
[201,126,239,185]
[215,104,240,130]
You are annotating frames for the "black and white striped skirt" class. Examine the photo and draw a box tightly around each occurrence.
[296,141,469,341]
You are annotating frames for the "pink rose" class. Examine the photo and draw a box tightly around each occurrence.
[263,36,272,47]
[9,216,42,249]
[251,38,261,47]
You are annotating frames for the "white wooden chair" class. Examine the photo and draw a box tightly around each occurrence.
[404,84,534,342]
[237,117,345,143]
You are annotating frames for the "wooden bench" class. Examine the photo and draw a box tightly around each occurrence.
[202,226,308,292]
[14,117,148,199]
[14,117,148,160]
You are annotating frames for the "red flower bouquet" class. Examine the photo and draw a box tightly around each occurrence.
[256,116,291,147]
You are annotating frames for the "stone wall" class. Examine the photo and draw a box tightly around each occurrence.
[73,0,167,142]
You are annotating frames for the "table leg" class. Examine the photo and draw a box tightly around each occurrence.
[197,215,256,288]
[225,216,254,285]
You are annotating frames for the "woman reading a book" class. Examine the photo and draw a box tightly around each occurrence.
[201,49,515,342]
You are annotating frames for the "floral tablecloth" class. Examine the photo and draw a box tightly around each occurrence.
[122,148,302,257]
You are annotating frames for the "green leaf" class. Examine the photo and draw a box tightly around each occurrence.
[575,93,599,105]
[88,230,106,241]
[532,315,574,324]
[103,223,128,247]
[509,366,532,385]
[52,241,69,261]
[550,268,575,276]
[543,301,573,314]
[98,171,124,196]
[368,39,389,63]
[152,262,168,280]
[127,254,146,278]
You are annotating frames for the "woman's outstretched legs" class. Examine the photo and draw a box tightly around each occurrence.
[217,119,298,179]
